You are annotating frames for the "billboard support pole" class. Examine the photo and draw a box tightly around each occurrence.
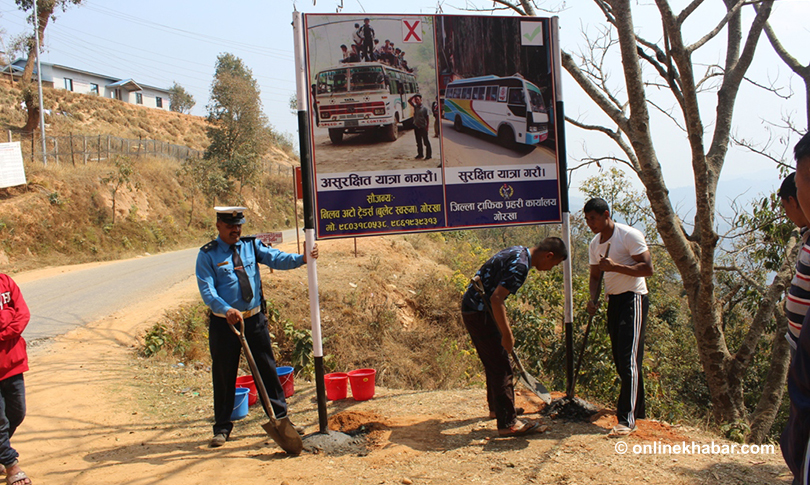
[294,11,328,434]
[550,17,575,398]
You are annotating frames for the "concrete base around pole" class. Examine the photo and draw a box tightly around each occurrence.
[301,429,367,455]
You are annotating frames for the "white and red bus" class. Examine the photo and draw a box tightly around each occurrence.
[314,62,419,144]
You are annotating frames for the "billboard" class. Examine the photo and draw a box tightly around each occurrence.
[303,14,561,239]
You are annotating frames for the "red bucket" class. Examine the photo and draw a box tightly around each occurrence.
[348,368,376,401]
[324,372,349,400]
[235,375,257,407]
[277,366,294,398]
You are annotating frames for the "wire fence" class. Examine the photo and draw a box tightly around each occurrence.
[7,130,204,165]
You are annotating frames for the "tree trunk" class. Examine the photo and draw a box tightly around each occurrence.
[746,231,801,442]
[748,321,791,443]
[21,1,55,133]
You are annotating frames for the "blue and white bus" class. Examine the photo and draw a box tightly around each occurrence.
[442,75,549,148]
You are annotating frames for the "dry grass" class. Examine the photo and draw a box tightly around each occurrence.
[137,234,485,392]
[0,156,299,272]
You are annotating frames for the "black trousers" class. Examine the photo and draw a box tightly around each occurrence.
[414,126,431,158]
[208,312,287,437]
[462,310,517,429]
[606,292,648,428]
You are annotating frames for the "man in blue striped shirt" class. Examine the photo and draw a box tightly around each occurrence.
[782,133,810,485]
[780,172,810,355]
[196,207,318,449]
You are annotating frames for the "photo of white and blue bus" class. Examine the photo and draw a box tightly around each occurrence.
[442,74,549,148]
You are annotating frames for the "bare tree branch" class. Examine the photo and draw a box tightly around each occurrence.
[484,0,526,15]
[715,265,766,293]
[676,0,706,25]
[562,50,631,134]
[686,0,746,53]
[647,99,687,131]
[732,134,794,171]
[733,228,800,372]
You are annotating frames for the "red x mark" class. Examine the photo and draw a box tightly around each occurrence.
[403,20,421,42]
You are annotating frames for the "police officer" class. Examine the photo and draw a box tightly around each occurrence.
[196,206,318,448]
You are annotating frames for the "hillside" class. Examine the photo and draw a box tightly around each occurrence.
[0,80,209,148]
[0,80,301,273]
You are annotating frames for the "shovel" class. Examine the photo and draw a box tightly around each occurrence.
[569,242,610,397]
[229,318,303,455]
[471,276,552,404]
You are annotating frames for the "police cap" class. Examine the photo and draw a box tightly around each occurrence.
[214,206,247,225]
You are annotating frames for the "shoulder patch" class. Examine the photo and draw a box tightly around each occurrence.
[200,240,217,253]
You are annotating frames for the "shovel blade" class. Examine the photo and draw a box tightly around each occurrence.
[262,417,303,455]
[517,372,552,405]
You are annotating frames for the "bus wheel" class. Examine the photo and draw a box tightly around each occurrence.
[328,129,343,144]
[454,115,463,132]
[383,121,398,142]
[498,125,516,149]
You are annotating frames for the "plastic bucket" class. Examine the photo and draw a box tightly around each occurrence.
[231,387,249,420]
[235,375,258,407]
[324,372,349,400]
[277,366,295,398]
[348,368,376,401]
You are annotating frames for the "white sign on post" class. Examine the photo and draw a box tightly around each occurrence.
[255,232,284,246]
[0,142,26,189]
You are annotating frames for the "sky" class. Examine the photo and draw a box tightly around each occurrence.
[0,0,807,208]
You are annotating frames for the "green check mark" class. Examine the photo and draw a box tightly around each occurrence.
[523,25,542,42]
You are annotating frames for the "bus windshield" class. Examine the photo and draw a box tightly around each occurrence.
[317,69,348,94]
[527,87,546,113]
[349,66,385,91]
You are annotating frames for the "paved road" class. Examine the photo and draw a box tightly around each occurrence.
[18,228,302,342]
[440,118,557,168]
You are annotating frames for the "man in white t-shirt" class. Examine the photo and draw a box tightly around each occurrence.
[584,197,653,436]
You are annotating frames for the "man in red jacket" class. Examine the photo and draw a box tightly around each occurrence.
[0,274,31,485]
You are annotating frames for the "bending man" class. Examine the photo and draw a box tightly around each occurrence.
[461,237,567,436]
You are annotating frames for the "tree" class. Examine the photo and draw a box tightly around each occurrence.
[566,0,782,428]
[177,157,230,226]
[14,0,83,133]
[168,82,195,114]
[563,0,783,429]
[100,156,139,225]
[205,53,269,192]
[490,0,790,433]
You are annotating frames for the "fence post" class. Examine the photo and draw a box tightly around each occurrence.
[7,130,10,143]
[54,138,59,165]
[82,135,87,164]
[30,132,34,163]
[69,132,76,167]
[97,134,101,162]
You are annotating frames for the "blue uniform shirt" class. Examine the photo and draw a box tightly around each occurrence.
[196,236,304,316]
[461,246,531,312]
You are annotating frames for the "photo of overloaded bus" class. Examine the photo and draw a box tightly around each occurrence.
[314,61,419,144]
[442,74,549,149]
